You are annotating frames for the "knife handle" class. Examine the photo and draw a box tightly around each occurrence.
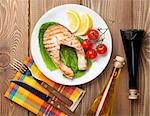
[47,98,76,116]
[41,82,73,106]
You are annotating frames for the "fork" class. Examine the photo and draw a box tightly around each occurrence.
[10,58,73,106]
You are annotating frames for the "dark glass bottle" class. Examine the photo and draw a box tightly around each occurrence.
[120,29,145,99]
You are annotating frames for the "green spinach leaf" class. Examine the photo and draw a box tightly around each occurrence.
[39,22,92,78]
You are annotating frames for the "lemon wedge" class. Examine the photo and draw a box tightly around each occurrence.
[75,13,93,36]
[66,10,81,33]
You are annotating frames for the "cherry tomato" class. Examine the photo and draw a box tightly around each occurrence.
[96,44,107,54]
[86,49,97,59]
[81,39,92,50]
[87,29,99,40]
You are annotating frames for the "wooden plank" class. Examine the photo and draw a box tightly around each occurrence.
[81,0,132,115]
[0,0,29,116]
[29,1,80,115]
[0,0,148,116]
[132,0,150,116]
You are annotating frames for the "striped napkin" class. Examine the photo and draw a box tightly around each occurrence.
[4,57,85,116]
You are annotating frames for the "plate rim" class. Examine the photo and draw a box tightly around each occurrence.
[31,4,112,85]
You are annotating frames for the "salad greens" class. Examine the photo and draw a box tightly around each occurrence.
[39,22,58,70]
[39,22,92,78]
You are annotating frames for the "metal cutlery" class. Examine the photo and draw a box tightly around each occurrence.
[10,58,73,106]
[11,80,75,116]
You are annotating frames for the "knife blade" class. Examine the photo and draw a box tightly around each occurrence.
[11,80,75,116]
[31,75,73,106]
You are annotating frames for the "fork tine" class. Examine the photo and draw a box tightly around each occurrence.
[11,59,26,73]
[9,62,20,72]
[13,59,27,70]
[12,60,23,69]
[13,58,24,66]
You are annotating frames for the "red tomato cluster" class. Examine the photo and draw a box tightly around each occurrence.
[81,29,107,60]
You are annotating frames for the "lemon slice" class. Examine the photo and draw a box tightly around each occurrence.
[66,10,81,33]
[75,13,93,36]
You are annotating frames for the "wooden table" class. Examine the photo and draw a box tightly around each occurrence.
[0,0,149,115]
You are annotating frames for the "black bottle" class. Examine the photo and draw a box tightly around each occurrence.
[120,29,145,100]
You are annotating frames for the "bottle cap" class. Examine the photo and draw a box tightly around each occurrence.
[115,56,125,63]
[114,56,125,68]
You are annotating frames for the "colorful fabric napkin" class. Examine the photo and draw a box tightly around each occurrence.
[4,57,85,116]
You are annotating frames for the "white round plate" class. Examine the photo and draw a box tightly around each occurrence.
[31,4,112,85]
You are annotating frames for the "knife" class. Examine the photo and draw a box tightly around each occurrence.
[11,80,75,116]
[25,68,73,107]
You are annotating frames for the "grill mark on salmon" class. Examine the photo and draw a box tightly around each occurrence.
[43,24,87,79]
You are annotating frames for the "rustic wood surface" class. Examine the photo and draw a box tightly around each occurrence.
[0,0,149,116]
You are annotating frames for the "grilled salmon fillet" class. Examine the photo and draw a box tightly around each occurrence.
[43,24,87,79]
